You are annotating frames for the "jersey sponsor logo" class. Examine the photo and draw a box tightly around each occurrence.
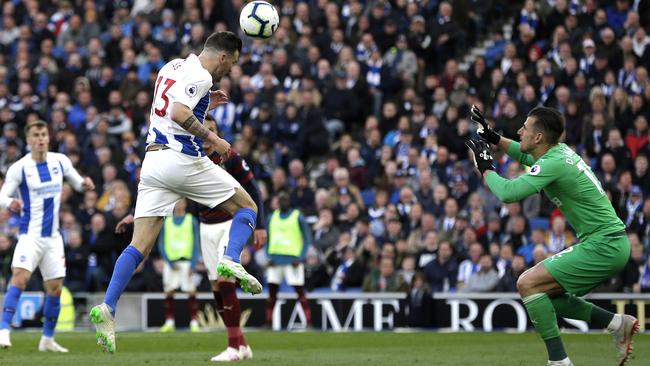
[185,84,198,97]
[529,165,541,175]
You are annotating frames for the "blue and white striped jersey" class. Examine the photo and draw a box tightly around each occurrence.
[0,153,84,237]
[146,53,213,157]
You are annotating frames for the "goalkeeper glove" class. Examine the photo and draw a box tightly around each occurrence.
[466,138,495,175]
[470,105,501,145]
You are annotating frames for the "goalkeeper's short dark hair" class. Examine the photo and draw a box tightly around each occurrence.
[528,106,564,145]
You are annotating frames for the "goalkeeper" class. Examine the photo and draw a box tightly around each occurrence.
[466,105,637,366]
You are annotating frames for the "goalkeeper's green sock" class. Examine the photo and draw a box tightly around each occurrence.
[523,293,567,361]
[551,293,615,328]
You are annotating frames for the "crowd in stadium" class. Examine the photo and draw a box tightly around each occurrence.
[0,0,650,297]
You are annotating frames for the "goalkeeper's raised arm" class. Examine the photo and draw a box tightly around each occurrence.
[470,105,535,167]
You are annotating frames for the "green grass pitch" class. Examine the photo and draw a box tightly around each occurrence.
[0,331,647,365]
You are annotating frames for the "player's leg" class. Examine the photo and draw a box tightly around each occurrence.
[288,264,312,327]
[218,188,257,263]
[104,216,164,314]
[1,235,39,348]
[199,221,226,322]
[265,266,282,328]
[99,151,183,318]
[181,161,260,293]
[178,261,199,332]
[90,216,165,353]
[36,235,69,352]
[161,290,176,332]
[215,189,261,294]
[0,268,32,348]
[203,221,249,361]
[517,264,571,365]
[543,236,636,365]
[161,260,178,332]
[39,278,68,352]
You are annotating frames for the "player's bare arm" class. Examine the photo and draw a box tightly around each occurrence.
[82,177,95,192]
[170,102,231,157]
[180,114,211,139]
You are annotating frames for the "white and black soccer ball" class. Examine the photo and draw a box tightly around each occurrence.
[239,1,279,39]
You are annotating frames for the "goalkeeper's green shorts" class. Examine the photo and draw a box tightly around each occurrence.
[543,231,630,296]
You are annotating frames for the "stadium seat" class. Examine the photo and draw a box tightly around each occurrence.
[361,189,375,207]
[529,217,550,231]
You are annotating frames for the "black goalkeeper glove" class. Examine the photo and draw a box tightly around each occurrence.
[470,105,501,145]
[466,138,495,175]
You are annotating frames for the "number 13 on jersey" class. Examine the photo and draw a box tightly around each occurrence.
[152,77,176,117]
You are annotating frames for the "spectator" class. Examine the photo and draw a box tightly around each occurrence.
[546,216,576,254]
[636,249,650,292]
[405,272,433,328]
[496,254,527,292]
[64,229,88,292]
[329,167,365,210]
[457,242,482,290]
[463,254,499,292]
[362,257,407,292]
[621,241,644,292]
[424,240,458,292]
[0,234,14,291]
[496,243,514,278]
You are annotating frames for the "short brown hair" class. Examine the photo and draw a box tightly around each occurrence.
[203,31,242,55]
[24,120,48,135]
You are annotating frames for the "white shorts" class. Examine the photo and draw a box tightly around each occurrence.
[266,264,305,286]
[134,149,241,218]
[199,220,232,281]
[12,235,66,281]
[162,260,195,292]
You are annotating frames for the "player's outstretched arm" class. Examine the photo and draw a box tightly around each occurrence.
[471,105,535,165]
[483,172,539,203]
[0,164,22,211]
[467,138,538,203]
[60,154,95,192]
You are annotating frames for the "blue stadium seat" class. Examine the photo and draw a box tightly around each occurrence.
[529,217,550,231]
[361,189,375,207]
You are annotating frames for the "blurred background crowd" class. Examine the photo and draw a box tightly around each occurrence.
[0,0,650,302]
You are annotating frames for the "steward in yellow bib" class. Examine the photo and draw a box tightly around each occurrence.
[265,191,313,327]
[156,198,200,332]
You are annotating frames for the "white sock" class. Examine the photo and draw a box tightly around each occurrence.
[164,319,175,326]
[190,319,198,326]
[548,357,572,365]
[607,313,622,333]
[41,335,53,341]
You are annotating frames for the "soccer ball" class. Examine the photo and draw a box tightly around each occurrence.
[239,1,279,39]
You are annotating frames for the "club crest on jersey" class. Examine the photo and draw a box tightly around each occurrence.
[185,84,198,97]
[530,165,541,175]
[51,166,59,175]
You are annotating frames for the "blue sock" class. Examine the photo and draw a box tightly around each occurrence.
[1,286,22,329]
[42,295,61,337]
[104,245,144,315]
[224,208,256,263]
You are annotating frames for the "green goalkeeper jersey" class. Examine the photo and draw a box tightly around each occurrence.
[485,142,625,241]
